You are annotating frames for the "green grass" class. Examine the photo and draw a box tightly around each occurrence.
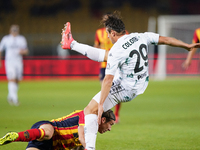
[0,78,200,150]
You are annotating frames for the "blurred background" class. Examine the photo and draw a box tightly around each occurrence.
[0,2,200,149]
[0,0,200,79]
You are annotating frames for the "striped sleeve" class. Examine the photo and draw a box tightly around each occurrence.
[78,111,85,126]
[192,28,200,43]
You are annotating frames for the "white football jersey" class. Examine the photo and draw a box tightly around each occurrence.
[0,34,27,63]
[106,32,159,94]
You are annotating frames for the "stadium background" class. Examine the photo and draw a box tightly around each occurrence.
[0,0,200,79]
[0,1,200,150]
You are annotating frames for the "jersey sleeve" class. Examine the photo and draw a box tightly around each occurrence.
[143,32,159,45]
[192,28,200,43]
[78,111,85,126]
[94,30,100,46]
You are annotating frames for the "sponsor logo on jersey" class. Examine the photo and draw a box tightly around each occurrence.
[137,71,147,80]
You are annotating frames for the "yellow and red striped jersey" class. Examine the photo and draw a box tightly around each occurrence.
[192,28,200,43]
[94,28,129,68]
[94,27,113,68]
[50,110,84,150]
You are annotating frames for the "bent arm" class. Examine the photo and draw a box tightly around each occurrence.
[19,48,29,55]
[182,48,198,69]
[98,74,114,124]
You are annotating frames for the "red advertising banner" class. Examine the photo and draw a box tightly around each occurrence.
[166,54,200,75]
[0,54,199,80]
[0,56,100,80]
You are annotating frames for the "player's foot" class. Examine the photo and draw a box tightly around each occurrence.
[61,22,74,49]
[7,96,13,105]
[115,116,120,124]
[0,132,19,146]
[13,100,20,106]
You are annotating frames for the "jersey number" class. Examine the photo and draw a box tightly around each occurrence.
[129,44,148,73]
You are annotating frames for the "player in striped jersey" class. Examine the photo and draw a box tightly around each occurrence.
[182,28,200,69]
[0,109,115,150]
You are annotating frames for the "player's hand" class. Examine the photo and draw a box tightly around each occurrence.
[97,104,103,125]
[187,43,200,51]
[182,60,190,70]
[19,49,28,55]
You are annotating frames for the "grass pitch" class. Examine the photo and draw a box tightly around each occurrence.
[0,78,200,150]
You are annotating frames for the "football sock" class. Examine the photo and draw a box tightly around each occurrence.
[115,103,121,117]
[71,41,105,62]
[84,114,98,150]
[15,128,45,142]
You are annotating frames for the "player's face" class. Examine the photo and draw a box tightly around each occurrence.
[98,118,115,134]
[106,28,115,44]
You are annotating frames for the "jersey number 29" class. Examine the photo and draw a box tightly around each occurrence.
[129,44,148,73]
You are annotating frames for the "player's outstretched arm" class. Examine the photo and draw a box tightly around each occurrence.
[158,36,200,51]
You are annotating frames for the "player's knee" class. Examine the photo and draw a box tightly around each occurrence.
[39,124,54,140]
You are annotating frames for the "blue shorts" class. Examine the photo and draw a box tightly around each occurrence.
[26,121,53,150]
[99,68,106,81]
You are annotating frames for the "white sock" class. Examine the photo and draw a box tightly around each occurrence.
[8,81,18,103]
[71,41,106,62]
[84,114,98,150]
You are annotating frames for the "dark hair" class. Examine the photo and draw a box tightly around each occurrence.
[101,11,125,34]
[102,109,116,122]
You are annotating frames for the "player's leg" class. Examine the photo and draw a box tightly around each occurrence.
[114,103,121,124]
[7,79,19,105]
[99,68,105,85]
[0,121,53,146]
[7,79,19,106]
[61,22,106,62]
[6,63,19,106]
[84,100,99,150]
[84,90,118,150]
[25,121,54,150]
[16,122,53,142]
[38,123,54,141]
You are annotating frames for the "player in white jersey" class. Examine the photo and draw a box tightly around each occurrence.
[0,25,28,106]
[61,12,200,150]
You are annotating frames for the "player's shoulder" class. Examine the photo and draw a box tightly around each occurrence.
[195,28,200,31]
[2,34,11,39]
[17,35,26,39]
[194,28,200,35]
[73,110,84,116]
[96,27,106,32]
